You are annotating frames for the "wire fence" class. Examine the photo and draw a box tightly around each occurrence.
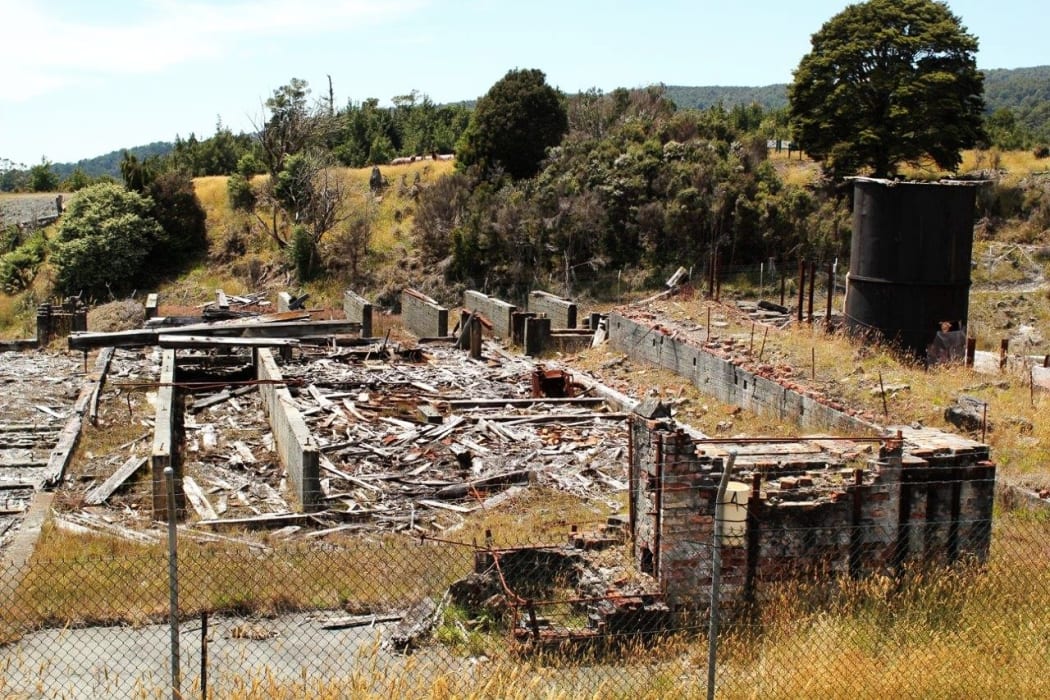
[2,504,1048,699]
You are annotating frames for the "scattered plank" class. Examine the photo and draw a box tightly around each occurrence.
[84,456,148,505]
[183,476,219,520]
[195,512,320,530]
[322,613,404,630]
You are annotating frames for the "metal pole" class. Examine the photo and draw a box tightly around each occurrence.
[707,450,737,700]
[165,467,181,700]
[201,612,208,700]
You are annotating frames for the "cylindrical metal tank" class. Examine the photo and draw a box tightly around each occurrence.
[845,178,978,357]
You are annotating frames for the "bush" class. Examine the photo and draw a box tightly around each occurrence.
[52,183,163,298]
[227,173,256,212]
[0,232,47,293]
[147,171,208,263]
[289,225,318,281]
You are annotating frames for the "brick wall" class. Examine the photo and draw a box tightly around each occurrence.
[629,407,996,608]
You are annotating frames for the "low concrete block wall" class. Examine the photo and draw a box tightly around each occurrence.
[547,331,594,355]
[277,292,293,313]
[608,312,878,433]
[257,349,321,511]
[464,290,516,340]
[343,290,374,338]
[528,291,578,329]
[402,289,448,339]
[152,349,186,520]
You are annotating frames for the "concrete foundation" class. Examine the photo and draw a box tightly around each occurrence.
[277,292,293,313]
[608,312,879,433]
[256,349,321,511]
[402,289,448,339]
[343,290,374,338]
[464,290,517,340]
[528,291,578,329]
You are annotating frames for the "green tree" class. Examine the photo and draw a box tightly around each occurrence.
[52,183,164,297]
[147,171,208,263]
[29,157,59,192]
[62,167,93,192]
[457,68,568,180]
[789,0,985,178]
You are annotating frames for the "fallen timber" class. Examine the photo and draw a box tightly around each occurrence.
[69,319,361,350]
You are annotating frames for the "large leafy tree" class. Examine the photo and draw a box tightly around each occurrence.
[789,0,985,178]
[457,68,568,180]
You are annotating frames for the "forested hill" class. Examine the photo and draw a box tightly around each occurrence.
[49,66,1050,179]
[983,66,1050,135]
[52,142,173,180]
[665,65,1050,139]
[663,84,788,110]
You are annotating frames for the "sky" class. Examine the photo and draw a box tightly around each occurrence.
[1,0,1046,167]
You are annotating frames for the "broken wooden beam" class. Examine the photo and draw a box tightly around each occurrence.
[69,319,361,349]
[322,613,404,630]
[84,456,148,505]
[158,335,301,349]
[195,512,322,530]
[434,469,532,499]
[445,397,608,409]
[182,475,219,520]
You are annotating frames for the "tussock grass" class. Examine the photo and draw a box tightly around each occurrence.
[8,515,1049,697]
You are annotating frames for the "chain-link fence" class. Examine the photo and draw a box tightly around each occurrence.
[2,501,1048,699]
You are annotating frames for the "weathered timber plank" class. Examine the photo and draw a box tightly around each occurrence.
[182,476,219,520]
[84,456,148,504]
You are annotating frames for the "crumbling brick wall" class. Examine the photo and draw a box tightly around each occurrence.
[629,405,996,609]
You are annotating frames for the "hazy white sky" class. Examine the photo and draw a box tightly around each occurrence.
[1,0,1045,166]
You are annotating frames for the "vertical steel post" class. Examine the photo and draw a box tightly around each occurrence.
[707,450,737,700]
[165,467,181,699]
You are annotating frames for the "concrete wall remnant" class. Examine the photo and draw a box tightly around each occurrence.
[256,348,321,511]
[402,289,448,339]
[528,291,578,329]
[607,312,879,434]
[343,290,374,338]
[463,290,517,340]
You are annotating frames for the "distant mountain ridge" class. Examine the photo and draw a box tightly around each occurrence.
[664,65,1050,138]
[52,141,173,181]
[53,66,1050,178]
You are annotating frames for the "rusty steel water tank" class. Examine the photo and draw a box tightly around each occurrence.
[845,178,980,357]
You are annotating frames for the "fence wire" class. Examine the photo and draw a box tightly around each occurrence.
[1,510,1048,699]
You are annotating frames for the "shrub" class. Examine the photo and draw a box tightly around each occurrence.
[0,232,47,293]
[52,183,163,298]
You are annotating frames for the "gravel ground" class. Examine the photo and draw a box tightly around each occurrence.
[0,192,64,227]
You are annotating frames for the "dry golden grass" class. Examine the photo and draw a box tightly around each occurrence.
[8,514,1048,697]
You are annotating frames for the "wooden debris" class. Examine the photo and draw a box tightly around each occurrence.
[322,613,404,630]
[84,456,147,505]
[183,476,219,520]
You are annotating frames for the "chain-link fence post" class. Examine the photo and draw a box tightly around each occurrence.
[707,450,737,700]
[165,466,181,699]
